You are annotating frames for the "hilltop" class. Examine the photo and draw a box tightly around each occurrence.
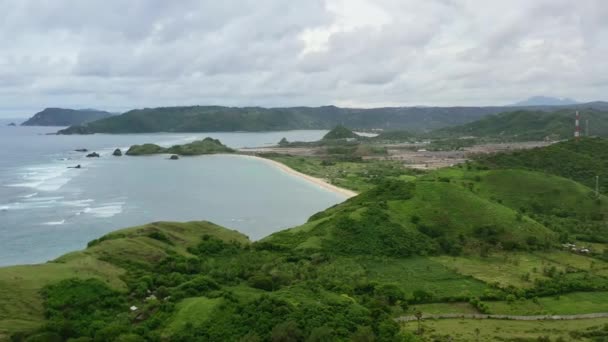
[322,125,359,140]
[126,138,234,156]
[431,109,608,141]
[21,108,113,126]
[55,102,608,134]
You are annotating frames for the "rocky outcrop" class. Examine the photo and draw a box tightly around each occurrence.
[113,149,122,156]
[170,155,179,160]
[7,122,16,126]
[86,152,100,158]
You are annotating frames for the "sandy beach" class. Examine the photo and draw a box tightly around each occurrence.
[235,154,358,198]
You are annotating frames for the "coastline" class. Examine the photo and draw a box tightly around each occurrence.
[234,154,358,198]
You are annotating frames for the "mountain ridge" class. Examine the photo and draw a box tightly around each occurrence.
[56,102,608,134]
[21,108,114,126]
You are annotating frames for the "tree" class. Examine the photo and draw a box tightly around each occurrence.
[270,321,303,342]
[306,326,334,342]
[351,326,376,342]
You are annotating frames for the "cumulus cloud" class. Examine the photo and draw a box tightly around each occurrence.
[0,0,607,116]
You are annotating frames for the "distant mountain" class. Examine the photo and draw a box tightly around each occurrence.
[432,109,608,141]
[21,108,114,126]
[511,96,578,106]
[55,102,608,135]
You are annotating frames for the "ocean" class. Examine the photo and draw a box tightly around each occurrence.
[0,119,344,266]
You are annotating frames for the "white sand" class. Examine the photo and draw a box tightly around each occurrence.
[236,154,358,198]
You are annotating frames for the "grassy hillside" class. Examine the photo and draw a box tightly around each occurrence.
[432,109,608,141]
[477,137,608,194]
[0,221,245,340]
[266,177,556,257]
[126,138,234,156]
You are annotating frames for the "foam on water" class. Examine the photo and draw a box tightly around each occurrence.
[83,202,124,218]
[42,219,65,226]
[20,192,38,198]
[7,164,76,191]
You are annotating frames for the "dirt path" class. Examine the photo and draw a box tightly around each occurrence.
[396,312,608,322]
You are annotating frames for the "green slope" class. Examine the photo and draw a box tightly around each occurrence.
[432,109,608,141]
[477,137,608,194]
[0,221,247,339]
[266,177,556,256]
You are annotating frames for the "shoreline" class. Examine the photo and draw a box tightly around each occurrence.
[234,154,358,198]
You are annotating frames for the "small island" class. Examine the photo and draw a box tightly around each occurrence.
[7,122,16,127]
[126,137,234,156]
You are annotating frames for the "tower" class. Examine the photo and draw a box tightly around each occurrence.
[575,111,580,141]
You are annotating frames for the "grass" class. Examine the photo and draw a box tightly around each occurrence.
[401,317,608,341]
[486,291,608,315]
[164,297,223,335]
[0,257,124,338]
[318,257,490,300]
[388,180,555,245]
[432,252,565,288]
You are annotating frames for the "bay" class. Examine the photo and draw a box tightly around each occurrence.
[0,120,343,266]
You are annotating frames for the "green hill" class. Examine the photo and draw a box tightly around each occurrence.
[432,109,608,141]
[55,102,608,134]
[21,108,113,126]
[322,125,359,140]
[477,137,608,194]
[266,176,557,256]
[126,138,234,156]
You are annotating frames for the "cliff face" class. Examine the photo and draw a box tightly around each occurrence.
[21,108,113,126]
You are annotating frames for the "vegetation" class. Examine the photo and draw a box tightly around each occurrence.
[432,109,608,141]
[55,103,608,134]
[21,108,113,126]
[4,139,608,341]
[126,138,234,156]
[264,155,417,192]
[322,125,359,140]
[477,137,608,195]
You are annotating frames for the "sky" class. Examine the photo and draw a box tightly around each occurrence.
[1,0,607,117]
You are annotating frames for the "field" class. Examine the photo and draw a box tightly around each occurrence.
[401,317,608,341]
[486,291,608,315]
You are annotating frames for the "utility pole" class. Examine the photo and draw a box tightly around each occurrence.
[596,175,600,198]
[575,111,580,141]
[586,119,589,137]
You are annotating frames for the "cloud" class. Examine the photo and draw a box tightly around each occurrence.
[0,0,607,116]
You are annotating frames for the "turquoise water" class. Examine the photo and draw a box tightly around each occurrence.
[0,121,343,266]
